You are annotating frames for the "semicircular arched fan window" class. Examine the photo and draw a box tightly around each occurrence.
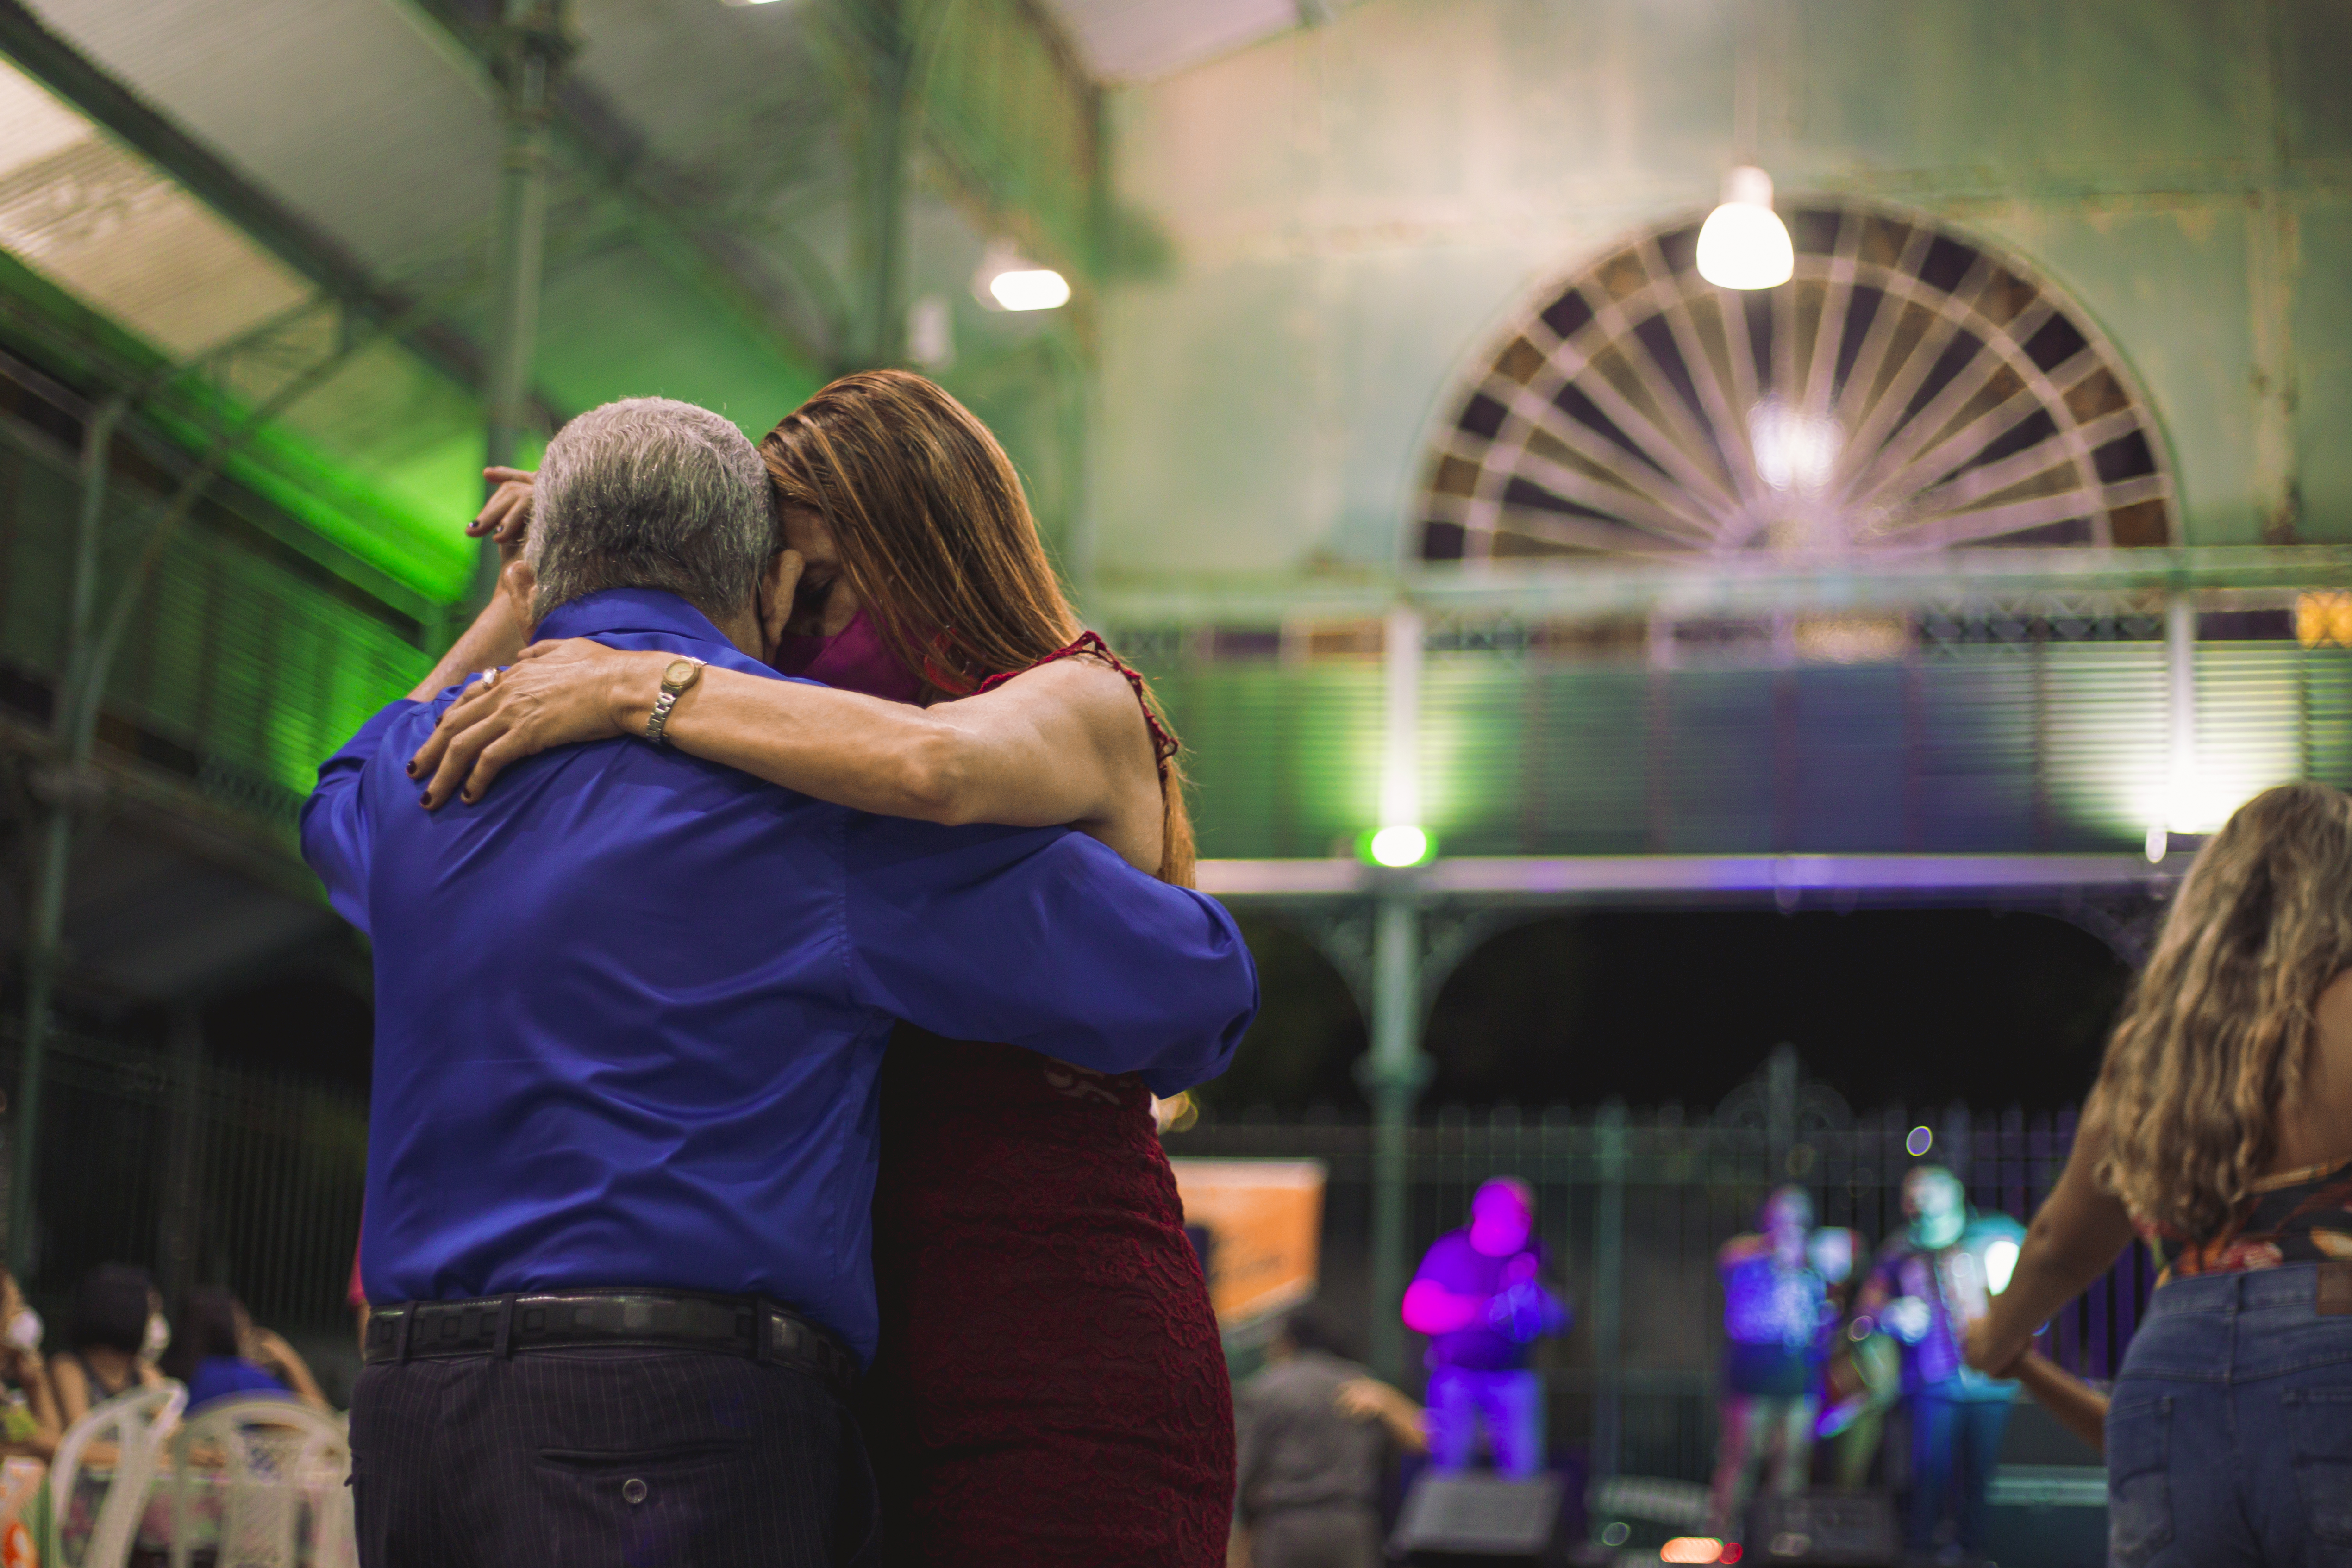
[1419,202,2175,563]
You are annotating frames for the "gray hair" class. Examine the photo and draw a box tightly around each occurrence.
[528,397,775,622]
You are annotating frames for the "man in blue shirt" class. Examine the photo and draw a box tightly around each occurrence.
[303,397,1258,1567]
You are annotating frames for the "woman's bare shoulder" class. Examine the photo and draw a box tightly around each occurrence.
[987,655,1153,751]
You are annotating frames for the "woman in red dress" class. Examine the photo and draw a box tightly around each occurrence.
[409,369,1236,1566]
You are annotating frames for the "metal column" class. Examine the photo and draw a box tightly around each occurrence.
[1590,1098,1629,1480]
[2165,590,2197,846]
[1364,890,1424,1381]
[9,394,123,1277]
[476,0,569,605]
[1364,605,1428,1381]
[155,1003,208,1305]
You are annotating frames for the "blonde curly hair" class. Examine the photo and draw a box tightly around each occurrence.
[2092,781,2352,1239]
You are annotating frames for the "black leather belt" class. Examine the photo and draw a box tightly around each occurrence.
[362,1288,856,1397]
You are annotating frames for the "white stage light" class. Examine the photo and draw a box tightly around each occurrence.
[1696,166,1793,291]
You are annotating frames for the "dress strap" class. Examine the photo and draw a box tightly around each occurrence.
[976,631,1180,778]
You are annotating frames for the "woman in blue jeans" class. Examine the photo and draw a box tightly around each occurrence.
[1967,781,2352,1567]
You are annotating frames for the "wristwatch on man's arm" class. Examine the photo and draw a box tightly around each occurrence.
[644,657,706,745]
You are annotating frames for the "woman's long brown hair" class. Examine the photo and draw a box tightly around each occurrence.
[759,369,1196,887]
[2091,781,2352,1239]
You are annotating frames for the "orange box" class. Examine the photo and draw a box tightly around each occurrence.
[1169,1158,1327,1332]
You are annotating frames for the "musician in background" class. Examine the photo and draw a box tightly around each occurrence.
[1401,1178,1570,1478]
[1813,1224,1903,1490]
[1707,1187,1838,1538]
[1857,1165,2025,1562]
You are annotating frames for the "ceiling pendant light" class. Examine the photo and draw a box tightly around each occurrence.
[973,240,1070,312]
[1696,165,1793,290]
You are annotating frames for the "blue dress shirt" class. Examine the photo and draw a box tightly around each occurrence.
[301,588,1257,1363]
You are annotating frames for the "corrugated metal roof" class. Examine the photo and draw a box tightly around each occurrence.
[24,0,504,276]
[0,45,487,595]
[1035,0,1300,82]
[0,59,311,359]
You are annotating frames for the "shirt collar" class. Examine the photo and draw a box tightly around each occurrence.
[534,588,742,653]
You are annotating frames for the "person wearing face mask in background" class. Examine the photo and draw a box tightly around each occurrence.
[1854,1165,2024,1566]
[50,1263,164,1426]
[0,1268,59,1458]
[1401,1178,1571,1479]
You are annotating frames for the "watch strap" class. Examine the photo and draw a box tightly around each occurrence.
[644,658,705,746]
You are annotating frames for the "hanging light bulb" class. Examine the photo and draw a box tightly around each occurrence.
[1696,165,1793,290]
[973,240,1070,312]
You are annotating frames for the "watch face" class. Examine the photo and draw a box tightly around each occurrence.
[663,658,700,688]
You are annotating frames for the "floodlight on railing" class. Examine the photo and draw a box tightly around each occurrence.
[1364,825,1432,868]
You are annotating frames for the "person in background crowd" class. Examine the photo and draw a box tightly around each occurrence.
[1813,1223,1902,1491]
[51,1263,164,1425]
[1857,1165,2023,1565]
[1967,781,2352,1567]
[1708,1187,1837,1538]
[1232,1312,1426,1568]
[0,1268,58,1457]
[158,1286,330,1415]
[1402,1177,1571,1478]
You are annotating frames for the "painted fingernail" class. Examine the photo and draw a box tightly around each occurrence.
[405,759,419,776]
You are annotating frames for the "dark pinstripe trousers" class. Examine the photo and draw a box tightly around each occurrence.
[350,1346,875,1567]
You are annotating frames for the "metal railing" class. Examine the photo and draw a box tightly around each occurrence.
[5,1027,365,1340]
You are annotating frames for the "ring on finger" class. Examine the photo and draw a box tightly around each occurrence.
[478,668,498,687]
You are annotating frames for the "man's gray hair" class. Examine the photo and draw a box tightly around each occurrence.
[529,397,774,621]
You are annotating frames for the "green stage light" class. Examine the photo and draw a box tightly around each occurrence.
[1364,825,1431,868]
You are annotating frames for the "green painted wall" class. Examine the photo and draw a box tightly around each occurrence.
[1092,0,2352,580]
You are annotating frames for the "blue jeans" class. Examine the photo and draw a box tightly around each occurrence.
[1908,1384,2011,1552]
[1426,1366,1545,1477]
[2108,1263,2352,1568]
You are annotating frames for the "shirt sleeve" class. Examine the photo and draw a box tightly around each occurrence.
[842,816,1258,1097]
[1411,1234,1460,1288]
[299,701,419,935]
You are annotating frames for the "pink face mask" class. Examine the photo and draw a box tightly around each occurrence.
[771,607,930,705]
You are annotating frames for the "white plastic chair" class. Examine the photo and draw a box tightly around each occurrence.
[166,1397,353,1568]
[51,1381,188,1568]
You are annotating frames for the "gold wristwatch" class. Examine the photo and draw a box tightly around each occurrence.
[644,657,706,745]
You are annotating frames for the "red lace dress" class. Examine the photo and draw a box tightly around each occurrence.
[856,637,1233,1566]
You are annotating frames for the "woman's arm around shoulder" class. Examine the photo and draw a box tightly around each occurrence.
[903,655,1164,853]
[414,639,1168,873]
